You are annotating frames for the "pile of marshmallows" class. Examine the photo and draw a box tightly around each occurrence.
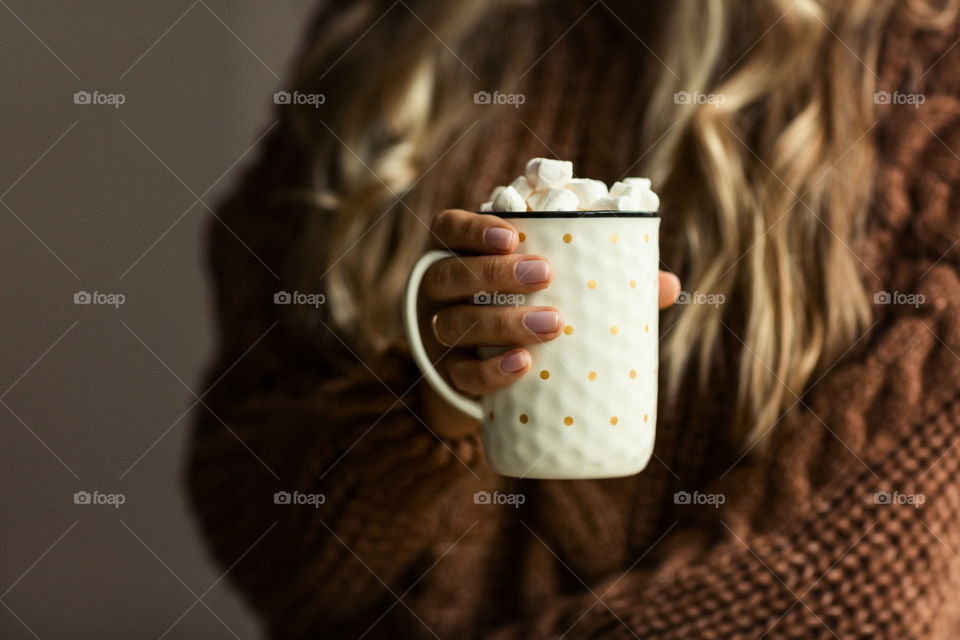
[480,157,660,213]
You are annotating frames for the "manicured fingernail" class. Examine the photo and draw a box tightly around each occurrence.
[500,350,529,373]
[515,259,549,284]
[523,310,560,334]
[484,227,514,251]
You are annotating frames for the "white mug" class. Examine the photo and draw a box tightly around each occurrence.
[404,211,661,479]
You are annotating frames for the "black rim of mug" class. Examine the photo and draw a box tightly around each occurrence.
[482,210,659,218]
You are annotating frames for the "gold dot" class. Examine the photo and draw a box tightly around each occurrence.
[563,416,574,426]
[610,416,619,425]
[562,233,573,243]
[629,369,637,379]
[519,413,529,424]
[563,325,574,335]
[588,371,598,381]
[488,410,494,421]
[610,233,618,243]
[587,280,597,289]
[610,325,619,335]
[629,279,636,288]
[518,232,526,242]
[643,413,649,422]
[644,233,650,243]
[539,370,550,380]
[644,323,650,333]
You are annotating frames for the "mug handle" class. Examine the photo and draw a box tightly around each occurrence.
[403,250,484,421]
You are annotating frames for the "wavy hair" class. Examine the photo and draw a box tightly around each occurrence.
[254,0,957,445]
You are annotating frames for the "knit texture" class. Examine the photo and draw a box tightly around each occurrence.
[187,5,960,639]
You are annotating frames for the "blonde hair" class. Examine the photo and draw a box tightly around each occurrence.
[262,0,955,445]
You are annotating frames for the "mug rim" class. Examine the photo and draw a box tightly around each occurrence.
[482,210,659,218]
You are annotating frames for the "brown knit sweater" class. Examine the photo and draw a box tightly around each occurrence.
[187,5,960,639]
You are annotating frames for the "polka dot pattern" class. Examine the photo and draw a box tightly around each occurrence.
[480,219,659,478]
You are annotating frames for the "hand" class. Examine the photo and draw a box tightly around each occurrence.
[418,209,681,438]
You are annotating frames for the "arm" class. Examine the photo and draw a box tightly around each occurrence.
[185,148,504,638]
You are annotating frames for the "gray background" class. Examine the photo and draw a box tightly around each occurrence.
[1,2,315,637]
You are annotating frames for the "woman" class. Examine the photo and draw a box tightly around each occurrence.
[188,0,960,637]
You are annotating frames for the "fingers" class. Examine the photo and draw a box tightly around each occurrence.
[658,271,681,309]
[430,209,519,254]
[433,305,565,347]
[445,348,532,396]
[422,254,551,302]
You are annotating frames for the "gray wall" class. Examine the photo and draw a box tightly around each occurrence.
[1,2,315,637]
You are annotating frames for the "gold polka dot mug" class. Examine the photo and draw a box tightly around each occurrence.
[403,211,660,479]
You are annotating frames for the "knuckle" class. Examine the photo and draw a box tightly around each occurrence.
[475,363,499,390]
[430,209,456,237]
[475,361,500,391]
[441,308,470,343]
[424,260,457,297]
[481,257,508,287]
[491,308,515,337]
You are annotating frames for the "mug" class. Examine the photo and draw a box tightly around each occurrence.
[403,211,661,479]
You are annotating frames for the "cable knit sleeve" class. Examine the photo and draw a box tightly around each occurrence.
[184,131,504,639]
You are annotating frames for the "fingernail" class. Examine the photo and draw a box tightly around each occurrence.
[515,259,549,284]
[664,272,681,300]
[484,227,515,251]
[500,350,529,373]
[523,310,560,334]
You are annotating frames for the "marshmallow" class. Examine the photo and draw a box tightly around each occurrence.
[529,187,579,212]
[509,176,534,200]
[636,190,660,212]
[479,157,659,213]
[609,181,641,197]
[565,178,607,207]
[609,180,660,212]
[622,177,652,190]
[491,185,528,212]
[525,157,574,189]
[590,195,635,211]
